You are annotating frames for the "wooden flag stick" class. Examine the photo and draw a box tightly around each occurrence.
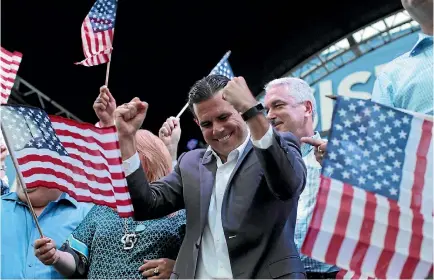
[0,122,44,238]
[105,60,112,86]
[176,103,189,119]
[175,50,233,118]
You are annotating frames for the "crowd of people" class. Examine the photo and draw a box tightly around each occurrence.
[1,0,432,278]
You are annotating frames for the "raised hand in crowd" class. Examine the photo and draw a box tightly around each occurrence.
[114,97,148,159]
[139,258,176,279]
[93,85,117,127]
[300,137,327,166]
[222,76,257,114]
[158,117,181,162]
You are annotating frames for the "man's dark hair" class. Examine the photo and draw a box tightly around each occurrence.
[188,74,230,117]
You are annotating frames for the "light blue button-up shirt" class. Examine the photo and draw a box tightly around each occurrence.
[295,132,339,273]
[1,192,92,279]
[371,32,433,115]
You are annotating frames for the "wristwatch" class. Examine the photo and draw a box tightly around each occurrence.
[242,103,265,121]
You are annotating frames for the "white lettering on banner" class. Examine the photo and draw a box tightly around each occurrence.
[315,70,376,131]
[337,71,372,99]
[317,80,334,131]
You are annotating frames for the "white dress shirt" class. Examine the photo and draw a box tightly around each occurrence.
[123,125,274,279]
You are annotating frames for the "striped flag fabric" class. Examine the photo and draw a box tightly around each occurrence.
[336,270,374,279]
[209,51,234,79]
[1,47,23,104]
[301,97,433,279]
[75,0,117,66]
[0,104,133,217]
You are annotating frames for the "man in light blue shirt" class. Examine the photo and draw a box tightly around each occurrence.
[372,0,433,115]
[1,182,92,278]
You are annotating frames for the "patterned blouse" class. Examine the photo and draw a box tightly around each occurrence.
[60,205,186,279]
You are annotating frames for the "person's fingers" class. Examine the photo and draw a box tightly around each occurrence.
[34,238,51,250]
[166,118,176,130]
[38,241,56,255]
[139,259,160,271]
[159,127,169,137]
[300,137,324,147]
[163,122,172,134]
[106,88,115,103]
[38,248,56,262]
[100,93,109,103]
[94,103,107,111]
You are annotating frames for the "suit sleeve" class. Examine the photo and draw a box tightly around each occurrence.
[126,153,186,221]
[253,128,306,201]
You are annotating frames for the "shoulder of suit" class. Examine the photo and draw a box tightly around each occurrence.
[179,148,208,163]
[275,130,300,146]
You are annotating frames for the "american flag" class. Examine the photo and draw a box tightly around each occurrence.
[336,269,375,279]
[209,51,234,79]
[0,105,134,217]
[1,47,22,104]
[75,0,117,66]
[301,97,433,279]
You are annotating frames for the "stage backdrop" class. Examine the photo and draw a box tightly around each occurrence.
[3,32,420,189]
[257,31,419,132]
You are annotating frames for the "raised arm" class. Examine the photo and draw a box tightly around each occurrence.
[222,77,306,200]
[124,152,185,220]
[115,98,184,220]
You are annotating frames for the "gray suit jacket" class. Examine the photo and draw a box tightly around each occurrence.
[126,129,307,279]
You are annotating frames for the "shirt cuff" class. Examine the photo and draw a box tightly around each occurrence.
[122,152,141,176]
[172,160,178,170]
[251,125,273,149]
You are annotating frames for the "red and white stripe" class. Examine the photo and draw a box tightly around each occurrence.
[0,47,22,104]
[336,269,375,279]
[16,115,133,217]
[301,119,433,279]
[75,17,113,66]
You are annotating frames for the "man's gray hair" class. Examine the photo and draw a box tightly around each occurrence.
[264,77,317,121]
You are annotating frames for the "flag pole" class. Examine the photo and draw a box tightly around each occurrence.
[105,59,111,86]
[175,50,232,118]
[0,122,44,238]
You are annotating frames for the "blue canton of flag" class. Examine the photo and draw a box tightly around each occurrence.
[89,0,117,32]
[322,97,414,201]
[209,51,234,79]
[1,105,68,156]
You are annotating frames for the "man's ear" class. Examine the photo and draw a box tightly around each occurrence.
[193,118,200,127]
[304,100,314,117]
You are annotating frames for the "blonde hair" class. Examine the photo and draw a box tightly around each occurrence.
[135,130,172,182]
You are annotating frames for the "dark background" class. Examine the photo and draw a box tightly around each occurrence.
[1,0,401,154]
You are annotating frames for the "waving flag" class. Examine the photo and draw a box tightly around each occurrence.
[210,51,234,79]
[0,105,133,217]
[1,47,22,104]
[76,0,117,66]
[301,97,433,279]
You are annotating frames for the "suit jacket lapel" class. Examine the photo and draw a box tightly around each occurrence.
[199,151,217,233]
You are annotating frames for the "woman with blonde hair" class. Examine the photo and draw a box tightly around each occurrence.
[34,87,185,279]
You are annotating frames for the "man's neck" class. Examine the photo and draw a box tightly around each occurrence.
[422,25,433,36]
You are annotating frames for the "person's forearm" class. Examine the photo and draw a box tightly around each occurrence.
[119,135,137,161]
[53,250,77,277]
[166,144,178,162]
[246,114,270,140]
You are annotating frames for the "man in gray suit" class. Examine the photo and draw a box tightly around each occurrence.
[115,75,307,279]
